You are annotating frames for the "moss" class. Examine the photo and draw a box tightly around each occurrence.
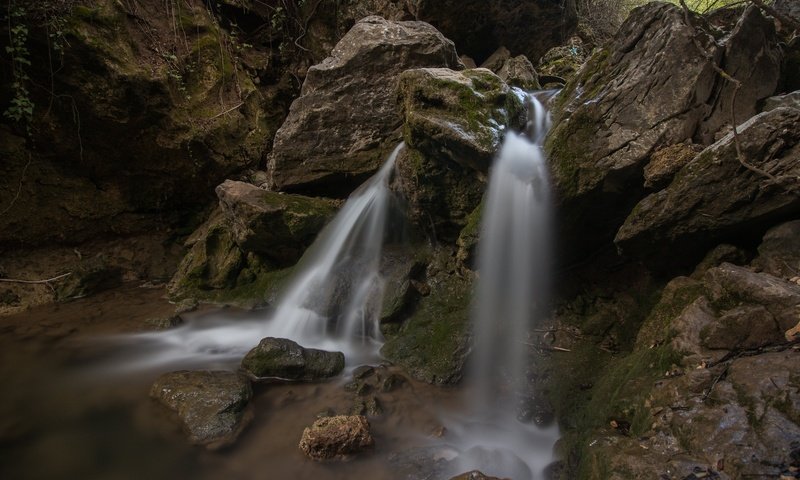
[381,273,472,385]
[545,108,599,199]
[635,277,705,350]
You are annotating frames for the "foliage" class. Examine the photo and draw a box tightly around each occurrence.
[4,3,33,127]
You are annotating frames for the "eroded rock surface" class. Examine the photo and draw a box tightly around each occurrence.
[268,16,462,196]
[298,415,374,460]
[149,370,253,449]
[241,337,345,381]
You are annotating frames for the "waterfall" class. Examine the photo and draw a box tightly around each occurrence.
[111,145,403,371]
[443,92,558,480]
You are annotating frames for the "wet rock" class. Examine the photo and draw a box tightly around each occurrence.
[389,446,452,480]
[398,68,525,174]
[56,256,123,301]
[351,395,383,416]
[380,247,426,323]
[215,180,336,265]
[616,108,800,261]
[643,143,703,190]
[498,55,540,90]
[268,16,462,196]
[752,220,800,279]
[149,370,253,449]
[298,415,374,460]
[380,373,407,392]
[449,471,508,480]
[537,37,587,83]
[241,337,344,381]
[143,315,184,331]
[394,68,523,242]
[352,365,375,380]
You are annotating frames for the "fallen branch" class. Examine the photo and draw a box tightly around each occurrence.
[208,102,244,120]
[0,272,72,285]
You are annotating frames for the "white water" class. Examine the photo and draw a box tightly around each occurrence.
[440,93,559,480]
[109,144,404,372]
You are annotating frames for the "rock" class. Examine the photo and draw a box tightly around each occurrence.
[546,3,722,258]
[414,1,577,64]
[537,37,587,83]
[351,395,383,416]
[480,47,511,72]
[149,370,253,449]
[55,256,123,301]
[394,68,523,241]
[380,373,407,392]
[215,180,336,265]
[241,337,345,381]
[460,55,478,69]
[298,415,374,460]
[700,304,784,350]
[381,259,471,385]
[449,471,508,480]
[764,91,800,112]
[643,143,703,190]
[268,16,463,195]
[497,55,540,90]
[696,6,782,143]
[352,365,375,380]
[691,244,751,278]
[775,0,800,22]
[143,315,184,330]
[616,107,800,261]
[703,263,800,333]
[752,220,800,279]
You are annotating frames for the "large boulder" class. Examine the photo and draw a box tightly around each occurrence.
[149,370,253,449]
[267,16,463,196]
[298,415,374,460]
[215,180,336,265]
[615,107,800,260]
[752,220,800,279]
[241,337,345,381]
[545,3,783,260]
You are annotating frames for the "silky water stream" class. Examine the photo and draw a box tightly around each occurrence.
[0,93,561,480]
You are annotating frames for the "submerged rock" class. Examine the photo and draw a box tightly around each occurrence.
[149,370,253,449]
[241,337,344,381]
[298,415,374,460]
[268,16,462,196]
[616,108,800,261]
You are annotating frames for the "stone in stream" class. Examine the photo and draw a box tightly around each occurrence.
[240,337,344,381]
[449,472,509,480]
[149,370,253,449]
[298,415,374,460]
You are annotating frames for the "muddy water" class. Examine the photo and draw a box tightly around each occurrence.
[0,286,471,480]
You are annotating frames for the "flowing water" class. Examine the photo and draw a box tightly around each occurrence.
[108,143,404,373]
[438,92,559,480]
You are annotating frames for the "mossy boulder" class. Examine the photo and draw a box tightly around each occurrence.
[381,253,472,385]
[241,337,345,381]
[149,370,253,449]
[216,180,337,266]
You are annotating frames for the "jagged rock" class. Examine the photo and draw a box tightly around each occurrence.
[764,91,800,112]
[691,244,750,278]
[546,3,722,257]
[498,55,540,90]
[698,6,783,143]
[546,4,783,261]
[643,143,703,190]
[616,108,800,260]
[268,16,462,196]
[215,180,336,265]
[450,471,509,480]
[298,415,374,460]
[775,0,800,21]
[241,337,344,381]
[753,220,800,279]
[149,370,253,449]
[537,37,587,83]
[398,68,525,174]
[393,68,523,241]
[460,55,478,69]
[414,1,577,64]
[701,304,784,350]
[480,47,511,72]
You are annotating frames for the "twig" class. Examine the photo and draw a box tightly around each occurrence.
[0,272,72,284]
[208,102,244,120]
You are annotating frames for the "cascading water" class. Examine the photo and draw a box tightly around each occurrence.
[440,92,559,480]
[109,144,404,371]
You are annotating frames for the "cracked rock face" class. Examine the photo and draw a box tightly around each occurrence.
[544,3,783,261]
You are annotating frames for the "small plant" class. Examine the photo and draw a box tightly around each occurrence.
[4,4,34,127]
